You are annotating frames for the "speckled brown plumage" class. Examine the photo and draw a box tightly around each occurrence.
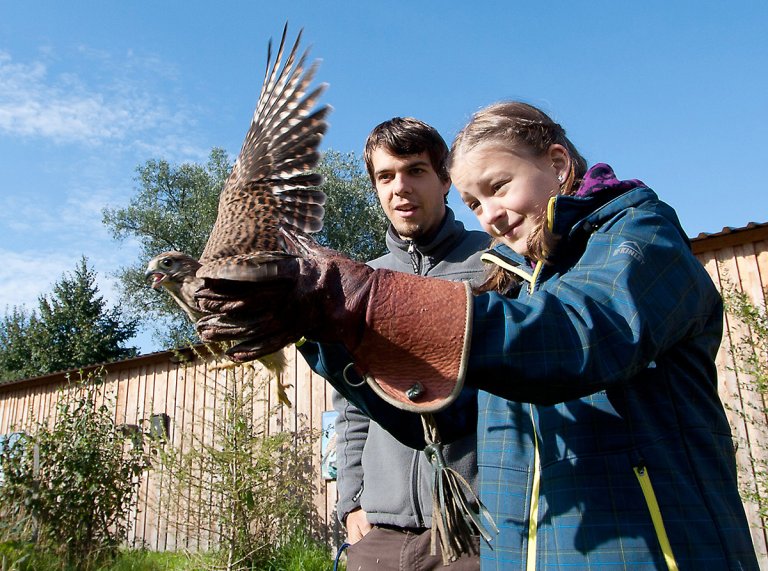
[145,25,329,378]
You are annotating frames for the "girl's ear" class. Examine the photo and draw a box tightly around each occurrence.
[548,144,570,182]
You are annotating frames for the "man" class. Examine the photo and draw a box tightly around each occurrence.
[331,117,489,569]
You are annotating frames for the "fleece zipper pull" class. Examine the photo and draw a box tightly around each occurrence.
[407,240,422,275]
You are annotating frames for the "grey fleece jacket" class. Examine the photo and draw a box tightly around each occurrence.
[333,207,490,528]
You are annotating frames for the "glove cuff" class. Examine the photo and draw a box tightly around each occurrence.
[351,270,472,413]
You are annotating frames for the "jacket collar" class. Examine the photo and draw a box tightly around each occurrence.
[384,207,469,262]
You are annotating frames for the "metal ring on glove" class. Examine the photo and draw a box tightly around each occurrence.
[342,363,366,387]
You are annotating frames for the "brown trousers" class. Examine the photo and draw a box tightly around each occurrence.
[344,526,480,571]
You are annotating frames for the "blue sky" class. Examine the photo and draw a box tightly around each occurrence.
[1,1,766,353]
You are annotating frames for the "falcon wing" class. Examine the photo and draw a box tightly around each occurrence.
[199,25,330,273]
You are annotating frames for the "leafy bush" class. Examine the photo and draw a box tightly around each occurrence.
[0,369,151,568]
[157,352,323,570]
[722,286,768,523]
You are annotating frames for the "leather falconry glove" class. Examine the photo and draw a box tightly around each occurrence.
[195,229,473,413]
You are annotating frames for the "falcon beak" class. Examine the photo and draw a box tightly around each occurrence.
[145,268,166,290]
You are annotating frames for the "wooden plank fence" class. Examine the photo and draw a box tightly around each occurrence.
[0,346,344,552]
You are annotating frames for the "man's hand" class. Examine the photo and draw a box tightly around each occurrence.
[345,507,373,544]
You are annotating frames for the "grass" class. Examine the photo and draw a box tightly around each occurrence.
[0,541,337,571]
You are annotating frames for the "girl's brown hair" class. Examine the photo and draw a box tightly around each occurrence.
[448,102,588,293]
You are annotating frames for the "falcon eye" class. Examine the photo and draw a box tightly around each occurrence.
[161,258,173,268]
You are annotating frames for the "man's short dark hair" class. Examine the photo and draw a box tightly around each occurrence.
[363,117,450,186]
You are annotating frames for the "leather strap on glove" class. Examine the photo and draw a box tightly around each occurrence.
[195,230,472,412]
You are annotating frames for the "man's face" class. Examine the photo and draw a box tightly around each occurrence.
[370,147,449,240]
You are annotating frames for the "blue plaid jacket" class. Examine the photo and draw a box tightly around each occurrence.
[301,174,758,570]
[466,181,757,570]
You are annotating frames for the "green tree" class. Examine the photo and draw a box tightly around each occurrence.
[314,149,388,262]
[103,148,385,349]
[0,258,138,382]
[0,307,37,380]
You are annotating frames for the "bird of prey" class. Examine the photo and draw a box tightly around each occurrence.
[145,25,329,385]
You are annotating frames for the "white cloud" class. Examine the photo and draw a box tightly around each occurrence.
[0,50,192,151]
[0,250,75,310]
[0,245,137,314]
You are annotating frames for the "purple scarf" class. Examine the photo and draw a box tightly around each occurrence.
[575,163,644,197]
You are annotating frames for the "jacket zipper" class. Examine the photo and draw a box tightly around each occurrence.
[407,241,422,275]
[408,239,425,528]
[633,464,679,570]
[526,404,541,571]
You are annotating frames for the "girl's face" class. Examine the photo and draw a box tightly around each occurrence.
[451,143,567,256]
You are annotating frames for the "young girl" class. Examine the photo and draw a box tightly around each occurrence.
[196,101,758,569]
[437,101,759,569]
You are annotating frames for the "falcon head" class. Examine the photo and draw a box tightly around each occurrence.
[145,251,202,292]
[145,251,205,322]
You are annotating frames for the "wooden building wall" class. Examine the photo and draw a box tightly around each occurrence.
[692,224,768,564]
[1,223,767,561]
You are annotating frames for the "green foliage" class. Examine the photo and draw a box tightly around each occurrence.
[314,149,388,262]
[0,544,191,571]
[157,351,321,570]
[0,370,152,568]
[722,286,768,523]
[0,258,138,382]
[0,542,333,571]
[0,307,37,380]
[261,529,336,571]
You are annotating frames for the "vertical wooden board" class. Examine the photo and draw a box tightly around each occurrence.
[41,384,54,425]
[29,386,42,426]
[0,393,8,434]
[151,360,173,551]
[133,366,150,548]
[322,376,338,545]
[0,390,14,433]
[268,365,285,436]
[181,358,200,550]
[124,370,141,426]
[734,243,766,308]
[754,239,768,295]
[250,359,269,439]
[163,360,185,552]
[195,360,213,550]
[15,387,29,430]
[9,389,22,430]
[295,346,314,444]
[142,364,160,550]
[162,359,183,552]
[0,390,16,433]
[310,362,328,536]
[715,248,767,556]
[279,345,299,435]
[123,368,141,548]
[48,383,62,428]
[115,370,129,427]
